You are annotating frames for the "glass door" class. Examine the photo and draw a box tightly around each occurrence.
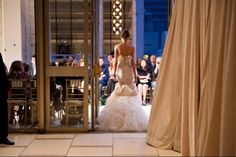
[44,0,93,131]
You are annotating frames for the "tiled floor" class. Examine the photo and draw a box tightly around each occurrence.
[0,133,181,157]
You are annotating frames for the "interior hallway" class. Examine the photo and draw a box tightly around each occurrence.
[0,133,181,156]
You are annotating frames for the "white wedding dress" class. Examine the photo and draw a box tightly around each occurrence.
[98,55,148,131]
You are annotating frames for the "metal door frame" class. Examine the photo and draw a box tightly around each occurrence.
[35,0,98,132]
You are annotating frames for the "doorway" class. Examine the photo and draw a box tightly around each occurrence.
[35,0,98,132]
[32,0,170,133]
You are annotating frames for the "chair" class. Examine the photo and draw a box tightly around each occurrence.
[145,87,153,104]
[29,79,38,126]
[63,79,84,126]
[8,79,30,127]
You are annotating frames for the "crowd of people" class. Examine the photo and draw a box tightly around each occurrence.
[99,53,162,105]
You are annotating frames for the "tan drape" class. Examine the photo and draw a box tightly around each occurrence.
[147,0,236,156]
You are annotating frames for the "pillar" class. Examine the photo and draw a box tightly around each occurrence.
[132,0,144,59]
[98,0,103,57]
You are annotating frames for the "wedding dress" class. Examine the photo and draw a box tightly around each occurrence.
[98,55,148,131]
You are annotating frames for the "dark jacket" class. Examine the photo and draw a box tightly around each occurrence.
[99,64,109,85]
[0,53,9,100]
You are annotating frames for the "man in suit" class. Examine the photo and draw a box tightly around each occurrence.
[98,56,109,98]
[0,53,14,145]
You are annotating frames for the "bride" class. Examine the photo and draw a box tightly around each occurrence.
[97,30,148,131]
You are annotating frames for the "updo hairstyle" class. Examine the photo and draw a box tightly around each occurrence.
[120,29,130,39]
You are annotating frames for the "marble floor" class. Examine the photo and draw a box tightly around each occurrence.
[0,133,181,157]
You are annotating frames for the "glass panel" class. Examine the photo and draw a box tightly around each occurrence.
[49,0,85,66]
[7,0,38,130]
[50,77,85,128]
[144,0,168,56]
[47,0,91,130]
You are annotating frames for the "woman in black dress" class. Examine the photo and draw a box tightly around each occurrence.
[137,59,151,105]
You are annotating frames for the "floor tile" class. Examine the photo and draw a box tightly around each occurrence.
[157,148,181,156]
[114,133,146,139]
[0,147,25,157]
[36,134,75,139]
[9,134,36,146]
[72,133,113,146]
[21,139,72,156]
[113,139,158,156]
[67,147,112,156]
[142,105,152,117]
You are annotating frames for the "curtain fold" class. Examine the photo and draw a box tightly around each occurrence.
[147,0,236,156]
[197,1,236,155]
[146,0,184,151]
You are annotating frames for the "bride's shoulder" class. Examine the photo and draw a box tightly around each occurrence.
[115,43,122,49]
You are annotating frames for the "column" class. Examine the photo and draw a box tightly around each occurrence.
[132,0,144,59]
[21,0,35,64]
[98,0,103,57]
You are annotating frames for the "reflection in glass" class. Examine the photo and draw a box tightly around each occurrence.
[7,0,38,130]
[49,0,85,66]
[50,77,84,128]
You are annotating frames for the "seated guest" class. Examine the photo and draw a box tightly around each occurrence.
[154,56,162,88]
[136,57,142,69]
[137,59,151,105]
[8,61,30,80]
[8,60,31,125]
[29,55,37,77]
[23,63,32,79]
[149,55,158,88]
[98,57,109,99]
[105,53,117,97]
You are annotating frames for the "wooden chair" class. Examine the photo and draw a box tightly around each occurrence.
[8,79,30,127]
[145,87,154,104]
[63,79,84,126]
[29,79,38,126]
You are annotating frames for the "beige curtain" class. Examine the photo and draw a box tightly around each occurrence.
[147,0,236,156]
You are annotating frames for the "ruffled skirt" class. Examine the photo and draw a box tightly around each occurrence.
[97,84,148,131]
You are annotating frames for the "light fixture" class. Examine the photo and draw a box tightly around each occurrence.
[112,0,123,36]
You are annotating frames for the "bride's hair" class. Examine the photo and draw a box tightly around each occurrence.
[120,29,130,39]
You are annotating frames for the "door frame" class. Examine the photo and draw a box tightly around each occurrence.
[35,0,98,132]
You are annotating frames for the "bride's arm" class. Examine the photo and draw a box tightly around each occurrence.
[113,45,118,77]
[131,47,137,83]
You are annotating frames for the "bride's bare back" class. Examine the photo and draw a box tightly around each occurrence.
[111,30,137,83]
[115,42,134,57]
[114,42,136,83]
